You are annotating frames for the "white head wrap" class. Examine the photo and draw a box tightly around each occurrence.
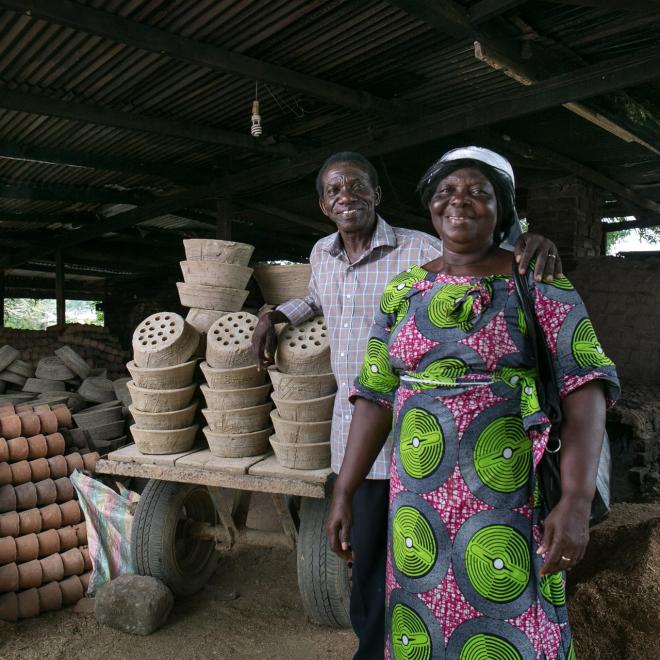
[439,146,515,187]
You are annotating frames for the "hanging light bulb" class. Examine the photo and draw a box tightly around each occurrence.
[251,82,262,137]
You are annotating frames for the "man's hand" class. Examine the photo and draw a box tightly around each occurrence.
[251,310,290,371]
[514,233,563,282]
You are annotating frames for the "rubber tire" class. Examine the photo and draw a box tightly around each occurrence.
[132,480,218,597]
[297,494,351,628]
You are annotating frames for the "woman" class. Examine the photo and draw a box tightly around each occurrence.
[326,147,619,659]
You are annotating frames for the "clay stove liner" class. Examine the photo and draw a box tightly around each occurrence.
[7,435,29,460]
[180,259,253,288]
[74,522,87,545]
[18,508,42,535]
[36,410,58,435]
[80,569,91,591]
[10,460,31,485]
[269,436,331,470]
[36,357,75,381]
[15,533,39,562]
[206,312,258,369]
[29,457,51,482]
[0,591,17,621]
[0,511,19,537]
[80,547,92,572]
[56,527,78,552]
[23,378,66,394]
[0,345,19,372]
[177,281,249,312]
[185,308,226,336]
[55,346,91,380]
[17,412,40,437]
[73,404,122,428]
[0,485,16,513]
[202,402,273,434]
[82,452,99,472]
[54,478,74,503]
[203,426,273,459]
[199,361,266,390]
[35,479,57,506]
[18,559,43,589]
[0,463,11,486]
[182,238,254,265]
[51,403,72,429]
[26,434,47,460]
[45,433,65,457]
[16,587,39,618]
[271,392,336,423]
[132,312,200,369]
[59,575,83,605]
[269,410,332,444]
[127,380,197,413]
[253,263,312,305]
[267,368,337,401]
[37,529,60,557]
[0,537,16,565]
[47,455,68,479]
[64,453,84,474]
[275,316,331,375]
[61,548,84,577]
[40,553,64,583]
[15,482,38,510]
[130,424,199,455]
[201,383,271,411]
[14,404,32,414]
[126,359,197,390]
[129,402,198,431]
[78,377,116,404]
[40,504,63,531]
[38,580,62,612]
[0,438,8,462]
[0,563,19,592]
[84,419,126,443]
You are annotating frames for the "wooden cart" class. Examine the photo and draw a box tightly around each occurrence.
[96,444,351,628]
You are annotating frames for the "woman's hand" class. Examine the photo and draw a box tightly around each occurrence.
[514,233,563,282]
[326,489,353,562]
[538,495,591,576]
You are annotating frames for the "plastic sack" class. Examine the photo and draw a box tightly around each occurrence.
[70,469,140,594]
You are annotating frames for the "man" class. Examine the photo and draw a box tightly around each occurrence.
[252,151,561,659]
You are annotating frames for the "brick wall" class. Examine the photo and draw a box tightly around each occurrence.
[567,256,660,386]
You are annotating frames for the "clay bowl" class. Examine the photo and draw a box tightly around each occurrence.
[130,424,199,455]
[35,479,57,506]
[16,587,39,618]
[0,511,20,537]
[127,381,197,413]
[205,312,257,369]
[26,434,47,459]
[202,402,272,434]
[18,559,43,589]
[0,592,17,621]
[200,362,266,391]
[112,377,132,407]
[182,238,254,265]
[15,482,38,510]
[200,383,271,411]
[40,503,63,531]
[45,433,66,457]
[180,260,253,289]
[126,359,197,390]
[29,457,51,482]
[267,368,337,401]
[15,533,39,562]
[38,580,62,612]
[37,529,61,557]
[18,508,42,535]
[51,403,72,429]
[18,411,41,437]
[177,282,248,312]
[0,562,19,593]
[84,419,126,443]
[10,460,31,485]
[132,312,200,369]
[1,414,22,440]
[73,404,123,429]
[7,436,29,461]
[61,548,84,577]
[59,501,82,526]
[269,410,332,444]
[40,553,64,583]
[0,537,16,565]
[55,345,91,380]
[0,346,18,372]
[59,574,83,605]
[129,403,198,431]
[269,436,331,470]
[185,308,226,335]
[54,478,74,503]
[36,357,75,381]
[203,426,272,459]
[253,263,312,305]
[57,526,78,552]
[78,377,116,404]
[0,485,17,513]
[0,463,10,486]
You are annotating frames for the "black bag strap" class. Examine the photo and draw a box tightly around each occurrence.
[511,257,563,435]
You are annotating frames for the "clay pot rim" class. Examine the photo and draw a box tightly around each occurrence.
[271,392,336,406]
[126,358,198,374]
[129,423,199,435]
[128,402,197,418]
[203,425,273,440]
[127,381,197,396]
[202,402,272,416]
[200,383,271,396]
[269,435,330,449]
[269,410,332,427]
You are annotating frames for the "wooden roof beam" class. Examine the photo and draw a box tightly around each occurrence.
[468,0,527,24]
[0,179,152,205]
[544,0,660,12]
[0,142,211,185]
[1,0,409,119]
[3,45,660,269]
[0,89,297,157]
[0,212,98,225]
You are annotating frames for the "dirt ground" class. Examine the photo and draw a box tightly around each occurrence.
[0,499,658,660]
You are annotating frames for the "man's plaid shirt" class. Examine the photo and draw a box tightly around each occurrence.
[277,216,442,479]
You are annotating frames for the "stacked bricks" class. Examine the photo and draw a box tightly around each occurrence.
[0,401,100,620]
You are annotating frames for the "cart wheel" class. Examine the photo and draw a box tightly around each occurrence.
[132,479,218,597]
[297,495,351,628]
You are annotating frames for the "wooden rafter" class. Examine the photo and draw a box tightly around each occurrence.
[0,179,152,205]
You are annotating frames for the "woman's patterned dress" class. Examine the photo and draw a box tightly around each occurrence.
[351,267,619,660]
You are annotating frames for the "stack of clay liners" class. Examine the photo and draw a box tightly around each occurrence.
[178,239,254,354]
[253,263,312,305]
[200,312,272,458]
[269,317,334,469]
[127,312,201,455]
[0,402,99,620]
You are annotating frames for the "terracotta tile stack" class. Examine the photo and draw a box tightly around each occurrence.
[127,312,201,455]
[200,312,273,458]
[268,317,334,470]
[0,402,99,621]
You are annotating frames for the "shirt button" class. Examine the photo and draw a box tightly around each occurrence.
[348,266,353,271]
[342,382,347,388]
[340,352,345,357]
[346,294,351,299]
[345,415,351,420]
[343,323,348,328]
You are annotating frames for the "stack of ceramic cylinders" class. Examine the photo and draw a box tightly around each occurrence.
[127,312,200,455]
[200,312,272,458]
[178,239,254,354]
[0,403,98,621]
[269,317,334,470]
[253,263,312,305]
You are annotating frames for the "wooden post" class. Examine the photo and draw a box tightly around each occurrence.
[216,195,232,240]
[55,250,65,327]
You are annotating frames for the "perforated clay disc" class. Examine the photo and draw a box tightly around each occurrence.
[206,312,258,369]
[276,317,330,374]
[132,312,198,368]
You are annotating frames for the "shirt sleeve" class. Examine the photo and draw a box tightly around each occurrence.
[349,277,404,410]
[532,276,620,405]
[275,252,322,325]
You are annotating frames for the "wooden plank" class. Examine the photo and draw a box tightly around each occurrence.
[247,454,332,485]
[0,178,150,204]
[94,458,327,498]
[174,449,271,474]
[1,0,409,118]
[55,249,64,327]
[105,442,202,467]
